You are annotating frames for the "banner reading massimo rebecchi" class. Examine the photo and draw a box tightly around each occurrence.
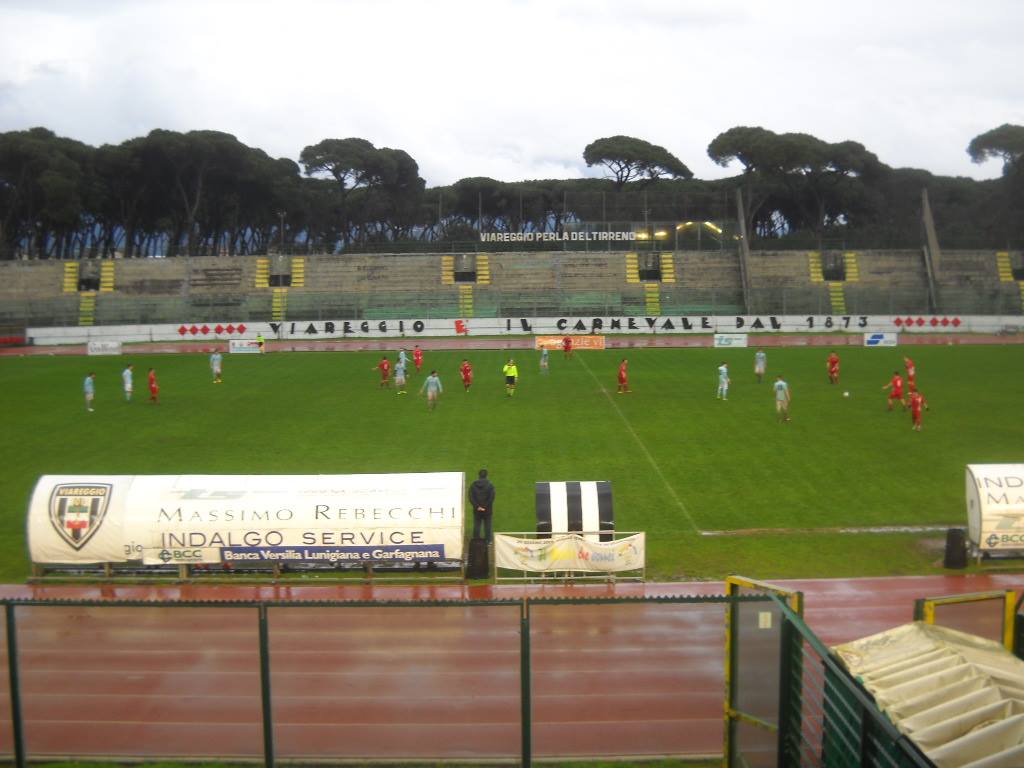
[28,473,464,566]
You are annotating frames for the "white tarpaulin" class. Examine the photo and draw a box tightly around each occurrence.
[494,532,644,573]
[833,622,1024,768]
[28,473,464,566]
[965,464,1024,551]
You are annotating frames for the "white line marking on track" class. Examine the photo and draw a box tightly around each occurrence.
[577,355,701,534]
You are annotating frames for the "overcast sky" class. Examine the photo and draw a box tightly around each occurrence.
[1,0,1020,186]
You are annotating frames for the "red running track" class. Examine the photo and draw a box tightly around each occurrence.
[0,574,1021,762]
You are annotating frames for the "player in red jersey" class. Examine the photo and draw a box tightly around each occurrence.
[882,370,905,410]
[826,351,840,385]
[617,358,630,393]
[909,390,929,431]
[459,359,473,391]
[413,345,423,373]
[147,368,159,403]
[375,356,391,388]
[904,356,917,393]
[562,336,573,359]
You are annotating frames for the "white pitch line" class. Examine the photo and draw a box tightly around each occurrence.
[578,355,701,534]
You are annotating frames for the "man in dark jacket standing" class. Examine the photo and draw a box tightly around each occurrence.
[469,469,496,542]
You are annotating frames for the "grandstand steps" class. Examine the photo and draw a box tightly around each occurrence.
[440,255,455,285]
[643,284,661,315]
[255,258,270,289]
[458,285,474,316]
[827,282,847,314]
[996,251,1014,282]
[78,292,96,326]
[271,288,288,321]
[857,251,928,286]
[675,251,743,289]
[808,252,824,282]
[189,267,243,292]
[625,253,640,283]
[843,252,860,282]
[476,254,491,284]
[660,253,676,283]
[290,257,306,288]
[99,261,116,292]
[62,262,79,292]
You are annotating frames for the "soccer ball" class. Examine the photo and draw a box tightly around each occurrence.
[843,391,850,398]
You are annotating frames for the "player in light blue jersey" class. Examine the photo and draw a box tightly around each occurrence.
[774,375,791,422]
[419,369,443,410]
[122,364,133,401]
[716,362,729,400]
[540,347,549,374]
[754,349,767,383]
[210,350,223,383]
[394,360,407,394]
[398,348,408,369]
[83,372,96,412]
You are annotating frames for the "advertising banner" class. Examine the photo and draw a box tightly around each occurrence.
[966,465,1024,551]
[28,473,465,566]
[87,340,123,355]
[864,332,899,347]
[533,335,605,350]
[714,333,748,348]
[494,532,644,573]
[229,339,262,353]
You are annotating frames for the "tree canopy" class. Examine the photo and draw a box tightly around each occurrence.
[0,125,1018,259]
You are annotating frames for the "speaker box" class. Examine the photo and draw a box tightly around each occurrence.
[466,537,489,579]
[943,528,967,569]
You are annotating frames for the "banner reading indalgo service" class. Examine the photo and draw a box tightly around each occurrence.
[965,464,1024,552]
[494,532,645,573]
[28,473,464,566]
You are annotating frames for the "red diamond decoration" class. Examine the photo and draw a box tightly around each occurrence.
[237,323,247,334]
[200,325,210,335]
[952,318,961,327]
[929,317,939,326]
[905,317,914,326]
[226,324,235,334]
[215,324,224,334]
[941,317,950,326]
[894,317,904,326]
[189,325,199,335]
[915,318,925,326]
[178,325,188,335]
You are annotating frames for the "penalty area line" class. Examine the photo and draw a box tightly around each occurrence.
[701,525,953,537]
[578,355,701,534]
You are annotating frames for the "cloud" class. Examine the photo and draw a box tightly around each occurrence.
[0,0,1021,185]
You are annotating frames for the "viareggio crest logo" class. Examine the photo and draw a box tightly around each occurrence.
[49,483,112,550]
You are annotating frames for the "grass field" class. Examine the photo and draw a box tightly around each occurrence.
[1,342,1022,583]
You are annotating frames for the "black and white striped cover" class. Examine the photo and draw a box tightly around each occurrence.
[535,481,614,542]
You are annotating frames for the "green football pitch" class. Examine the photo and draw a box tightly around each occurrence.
[2,343,1022,582]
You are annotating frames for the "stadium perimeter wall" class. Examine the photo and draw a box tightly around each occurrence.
[26,313,1024,346]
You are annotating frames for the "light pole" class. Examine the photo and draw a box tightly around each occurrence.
[277,211,286,252]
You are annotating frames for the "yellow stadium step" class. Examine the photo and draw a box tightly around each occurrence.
[78,292,96,326]
[476,254,491,284]
[458,284,474,316]
[842,251,860,282]
[644,283,661,315]
[441,255,455,285]
[290,257,305,288]
[271,287,288,321]
[255,257,270,288]
[996,251,1014,282]
[625,252,640,283]
[827,282,847,314]
[99,261,116,292]
[1018,281,1024,311]
[62,262,79,292]
[660,253,676,283]
[808,252,824,282]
